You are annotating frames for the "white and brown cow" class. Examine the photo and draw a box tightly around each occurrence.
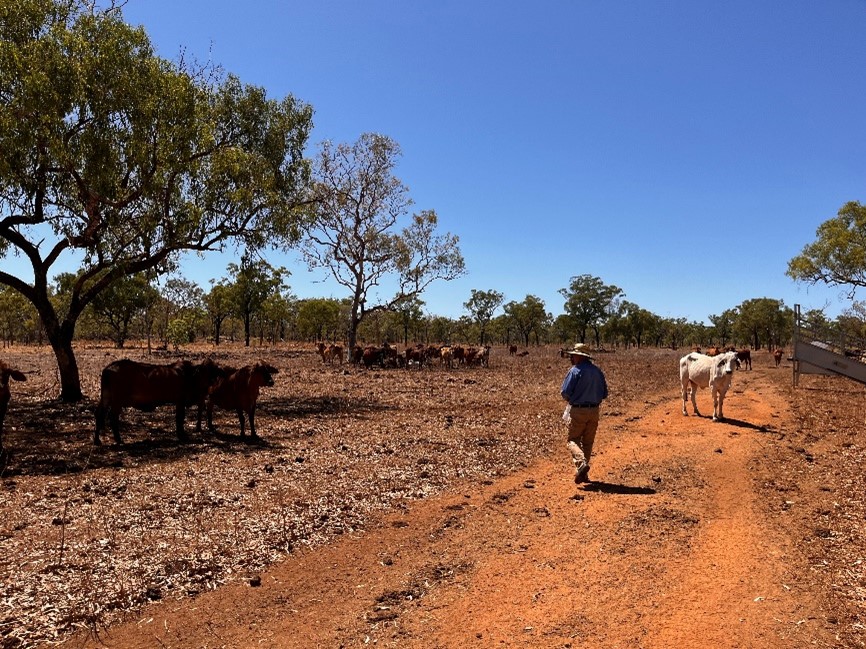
[679,351,739,421]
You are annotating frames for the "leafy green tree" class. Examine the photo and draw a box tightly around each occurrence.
[787,201,866,297]
[0,285,38,345]
[614,301,656,348]
[734,298,792,350]
[204,282,234,345]
[296,298,343,342]
[559,275,623,346]
[300,133,465,354]
[226,255,288,347]
[0,0,313,400]
[463,289,504,344]
[503,295,549,346]
[89,273,160,348]
[394,296,425,345]
[709,309,737,347]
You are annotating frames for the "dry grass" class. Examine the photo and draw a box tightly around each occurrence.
[0,344,864,647]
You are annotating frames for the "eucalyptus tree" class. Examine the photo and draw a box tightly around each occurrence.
[559,275,623,346]
[89,273,159,348]
[299,133,465,353]
[733,298,792,350]
[0,0,313,400]
[226,255,289,347]
[296,298,343,342]
[204,281,234,345]
[787,201,866,298]
[464,289,504,345]
[503,295,549,346]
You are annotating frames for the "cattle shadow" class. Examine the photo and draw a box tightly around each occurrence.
[581,481,657,495]
[721,417,771,432]
[264,395,395,419]
[1,393,398,479]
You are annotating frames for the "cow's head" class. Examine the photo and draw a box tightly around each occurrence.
[253,362,278,387]
[716,352,738,374]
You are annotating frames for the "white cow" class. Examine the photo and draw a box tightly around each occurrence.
[679,351,739,421]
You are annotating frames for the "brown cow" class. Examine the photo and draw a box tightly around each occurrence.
[509,345,517,355]
[773,348,784,367]
[95,358,226,445]
[705,346,722,357]
[207,361,278,438]
[0,361,26,452]
[316,342,344,365]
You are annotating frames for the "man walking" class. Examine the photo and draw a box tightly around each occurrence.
[561,343,609,483]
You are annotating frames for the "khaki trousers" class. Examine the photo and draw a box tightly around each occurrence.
[567,406,600,468]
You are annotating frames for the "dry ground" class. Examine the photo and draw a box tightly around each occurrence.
[1,343,865,648]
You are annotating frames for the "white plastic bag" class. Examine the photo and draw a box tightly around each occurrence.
[562,404,572,426]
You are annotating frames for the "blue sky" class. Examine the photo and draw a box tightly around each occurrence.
[99,2,866,321]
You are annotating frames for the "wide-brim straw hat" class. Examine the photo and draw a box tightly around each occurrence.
[566,343,593,358]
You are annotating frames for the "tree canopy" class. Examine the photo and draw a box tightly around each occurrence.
[301,133,465,352]
[0,0,313,399]
[787,201,866,296]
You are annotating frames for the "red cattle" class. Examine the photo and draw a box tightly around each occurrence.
[95,358,227,445]
[773,349,784,367]
[207,362,278,438]
[705,346,722,357]
[0,361,26,452]
[317,342,344,365]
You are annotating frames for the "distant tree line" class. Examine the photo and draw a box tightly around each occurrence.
[6,267,866,356]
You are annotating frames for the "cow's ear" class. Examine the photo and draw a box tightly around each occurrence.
[717,358,726,367]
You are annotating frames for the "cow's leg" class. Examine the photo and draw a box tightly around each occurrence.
[94,405,105,445]
[681,379,689,416]
[109,409,122,445]
[711,387,720,421]
[206,401,216,432]
[716,390,726,421]
[689,381,700,416]
[175,405,188,441]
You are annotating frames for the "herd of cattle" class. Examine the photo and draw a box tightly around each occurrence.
[0,343,789,452]
[317,341,492,369]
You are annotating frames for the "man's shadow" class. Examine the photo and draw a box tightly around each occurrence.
[581,481,656,495]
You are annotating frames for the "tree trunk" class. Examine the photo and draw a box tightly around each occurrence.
[48,329,83,402]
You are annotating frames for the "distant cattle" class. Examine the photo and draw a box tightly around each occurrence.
[95,358,226,445]
[440,346,454,369]
[316,342,344,365]
[0,361,26,452]
[207,361,278,438]
[735,349,752,371]
[509,345,517,356]
[705,346,722,357]
[773,349,784,367]
[679,351,739,421]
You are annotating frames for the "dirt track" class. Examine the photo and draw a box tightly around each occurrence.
[36,350,852,649]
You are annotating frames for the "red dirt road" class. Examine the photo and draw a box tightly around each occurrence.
[71,362,840,648]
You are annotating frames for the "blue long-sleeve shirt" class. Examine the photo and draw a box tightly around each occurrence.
[561,361,608,407]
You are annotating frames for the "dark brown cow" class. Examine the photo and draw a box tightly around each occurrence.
[509,345,517,356]
[0,361,26,452]
[773,348,784,367]
[207,362,278,438]
[94,358,226,445]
